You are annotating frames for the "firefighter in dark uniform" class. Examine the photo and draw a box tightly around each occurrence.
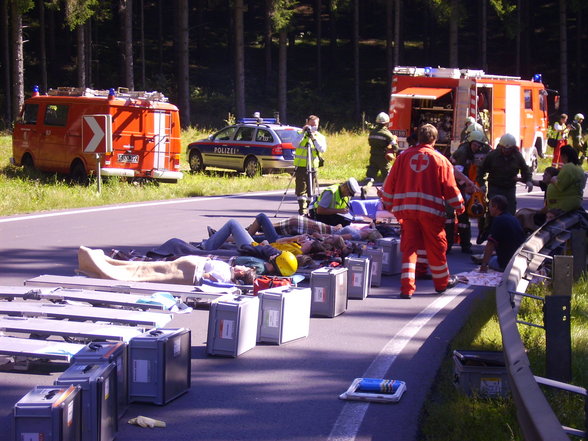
[364,112,397,184]
[447,130,491,253]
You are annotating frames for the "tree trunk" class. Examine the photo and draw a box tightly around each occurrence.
[327,0,337,56]
[277,30,287,122]
[315,0,322,91]
[77,23,86,88]
[122,0,134,90]
[39,0,47,93]
[2,0,11,124]
[353,0,360,121]
[234,0,246,119]
[386,0,393,95]
[11,0,24,119]
[176,0,190,128]
[480,0,487,71]
[394,0,400,65]
[575,5,583,107]
[139,0,145,89]
[264,0,273,95]
[559,0,568,112]
[86,20,92,86]
[449,0,458,67]
[515,0,521,75]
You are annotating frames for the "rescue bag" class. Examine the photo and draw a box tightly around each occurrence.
[253,275,291,295]
[547,138,558,148]
[466,191,487,218]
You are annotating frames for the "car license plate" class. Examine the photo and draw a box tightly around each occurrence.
[118,154,139,163]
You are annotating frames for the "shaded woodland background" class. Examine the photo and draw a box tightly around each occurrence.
[1,0,587,130]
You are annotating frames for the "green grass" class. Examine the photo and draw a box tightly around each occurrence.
[0,128,370,216]
[420,276,588,440]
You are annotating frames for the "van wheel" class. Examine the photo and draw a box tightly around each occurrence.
[189,150,205,173]
[244,156,261,178]
[21,154,35,171]
[70,161,89,185]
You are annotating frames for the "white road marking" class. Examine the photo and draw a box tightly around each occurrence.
[328,285,469,441]
[0,191,280,224]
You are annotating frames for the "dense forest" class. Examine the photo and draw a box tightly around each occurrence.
[1,0,586,130]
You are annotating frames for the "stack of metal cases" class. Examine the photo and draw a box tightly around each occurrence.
[376,237,402,275]
[309,267,348,317]
[54,362,117,441]
[13,385,82,441]
[128,328,191,405]
[72,341,128,419]
[207,294,259,357]
[257,286,311,345]
[344,255,370,299]
[363,246,383,287]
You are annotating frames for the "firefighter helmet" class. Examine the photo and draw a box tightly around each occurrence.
[574,113,584,122]
[274,251,298,276]
[375,112,390,124]
[467,130,485,144]
[464,116,476,126]
[498,133,517,148]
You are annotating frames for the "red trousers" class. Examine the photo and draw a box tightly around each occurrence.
[399,216,450,296]
[552,139,567,168]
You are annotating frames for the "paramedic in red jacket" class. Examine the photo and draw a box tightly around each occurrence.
[381,124,465,299]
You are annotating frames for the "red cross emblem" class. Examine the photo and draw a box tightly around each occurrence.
[409,153,430,173]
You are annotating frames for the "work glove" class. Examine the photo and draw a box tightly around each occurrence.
[525,181,534,192]
[128,415,166,428]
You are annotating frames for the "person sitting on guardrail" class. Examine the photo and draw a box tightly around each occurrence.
[478,195,526,273]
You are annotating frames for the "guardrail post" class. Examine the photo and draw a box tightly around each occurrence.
[570,229,587,281]
[545,255,572,382]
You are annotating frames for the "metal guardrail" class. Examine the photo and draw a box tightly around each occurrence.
[496,210,588,441]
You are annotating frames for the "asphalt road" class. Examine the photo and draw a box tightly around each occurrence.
[0,183,568,441]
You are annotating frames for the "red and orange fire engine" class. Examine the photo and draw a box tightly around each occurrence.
[12,87,183,183]
[389,66,555,171]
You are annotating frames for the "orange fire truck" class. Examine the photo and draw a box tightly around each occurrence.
[388,66,554,172]
[12,87,183,183]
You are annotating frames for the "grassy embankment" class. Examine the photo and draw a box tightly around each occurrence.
[0,127,369,217]
[419,275,588,440]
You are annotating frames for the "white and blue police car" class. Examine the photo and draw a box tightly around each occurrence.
[187,116,303,177]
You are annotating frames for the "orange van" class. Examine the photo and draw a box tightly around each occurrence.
[12,87,183,183]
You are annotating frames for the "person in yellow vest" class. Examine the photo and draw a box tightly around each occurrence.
[308,178,360,227]
[293,115,327,215]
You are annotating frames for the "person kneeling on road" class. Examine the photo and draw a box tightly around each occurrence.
[478,195,526,273]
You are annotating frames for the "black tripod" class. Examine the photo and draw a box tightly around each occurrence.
[274,129,320,217]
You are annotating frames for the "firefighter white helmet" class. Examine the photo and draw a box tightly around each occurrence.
[467,130,485,143]
[498,133,517,148]
[375,112,390,124]
[465,116,476,126]
[574,113,584,122]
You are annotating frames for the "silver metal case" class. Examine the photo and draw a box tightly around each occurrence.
[54,362,117,441]
[309,267,348,317]
[257,286,311,344]
[13,385,82,441]
[128,328,191,405]
[206,294,260,357]
[345,255,370,299]
[376,237,402,275]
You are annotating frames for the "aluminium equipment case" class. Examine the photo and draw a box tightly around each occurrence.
[72,342,128,419]
[309,267,348,317]
[344,255,370,299]
[128,328,191,405]
[13,385,82,441]
[363,246,383,287]
[54,362,117,441]
[257,286,311,345]
[376,237,402,275]
[207,294,260,357]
